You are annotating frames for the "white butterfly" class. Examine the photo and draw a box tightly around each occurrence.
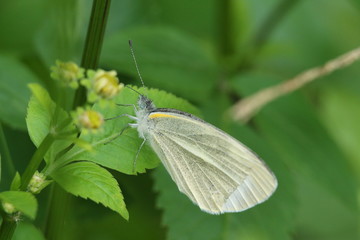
[126,94,278,214]
[121,41,277,214]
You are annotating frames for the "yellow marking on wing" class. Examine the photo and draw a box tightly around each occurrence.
[149,113,180,119]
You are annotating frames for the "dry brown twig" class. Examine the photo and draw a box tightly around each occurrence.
[230,46,360,123]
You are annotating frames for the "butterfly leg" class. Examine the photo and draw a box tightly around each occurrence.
[105,113,138,121]
[104,125,132,144]
[132,137,147,174]
[104,111,138,144]
[116,103,138,112]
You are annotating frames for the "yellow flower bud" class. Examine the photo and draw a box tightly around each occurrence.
[2,202,15,214]
[73,108,104,133]
[93,70,124,99]
[51,60,84,88]
[28,171,52,194]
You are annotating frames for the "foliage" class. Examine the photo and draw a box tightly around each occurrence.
[0,191,37,220]
[51,161,128,219]
[0,0,359,240]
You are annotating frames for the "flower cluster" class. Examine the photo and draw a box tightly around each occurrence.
[72,107,105,134]
[2,201,15,214]
[28,171,53,194]
[50,61,125,134]
[81,69,124,104]
[50,60,84,88]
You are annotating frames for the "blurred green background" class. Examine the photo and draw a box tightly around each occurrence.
[1,0,360,239]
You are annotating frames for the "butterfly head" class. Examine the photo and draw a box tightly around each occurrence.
[138,95,156,111]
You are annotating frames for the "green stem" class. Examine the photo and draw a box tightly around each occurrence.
[44,1,112,239]
[252,0,299,51]
[0,130,55,239]
[219,0,233,57]
[73,0,112,108]
[43,184,73,240]
[56,117,73,131]
[0,123,15,178]
[0,99,68,239]
[20,134,55,191]
[0,215,16,240]
[238,0,299,70]
[55,130,79,139]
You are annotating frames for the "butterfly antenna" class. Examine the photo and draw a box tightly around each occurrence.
[126,85,142,96]
[129,40,145,88]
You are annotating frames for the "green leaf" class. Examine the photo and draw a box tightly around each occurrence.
[153,123,295,240]
[0,0,47,53]
[232,72,359,238]
[10,172,21,191]
[350,0,360,10]
[0,191,37,219]
[70,173,164,240]
[34,1,84,66]
[256,95,357,209]
[155,0,218,41]
[26,84,56,144]
[251,0,360,78]
[101,26,218,102]
[51,161,129,220]
[55,86,200,175]
[26,83,75,163]
[294,174,358,240]
[0,56,40,130]
[232,72,358,210]
[13,222,45,240]
[318,87,360,175]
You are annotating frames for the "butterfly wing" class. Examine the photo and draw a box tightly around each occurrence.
[146,110,277,214]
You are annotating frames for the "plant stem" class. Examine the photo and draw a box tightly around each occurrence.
[238,0,299,69]
[230,46,360,122]
[44,1,112,239]
[0,132,53,239]
[0,133,54,239]
[219,0,233,57]
[73,0,112,108]
[0,123,15,178]
[43,184,73,240]
[252,0,299,52]
[0,215,16,240]
[20,134,55,191]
